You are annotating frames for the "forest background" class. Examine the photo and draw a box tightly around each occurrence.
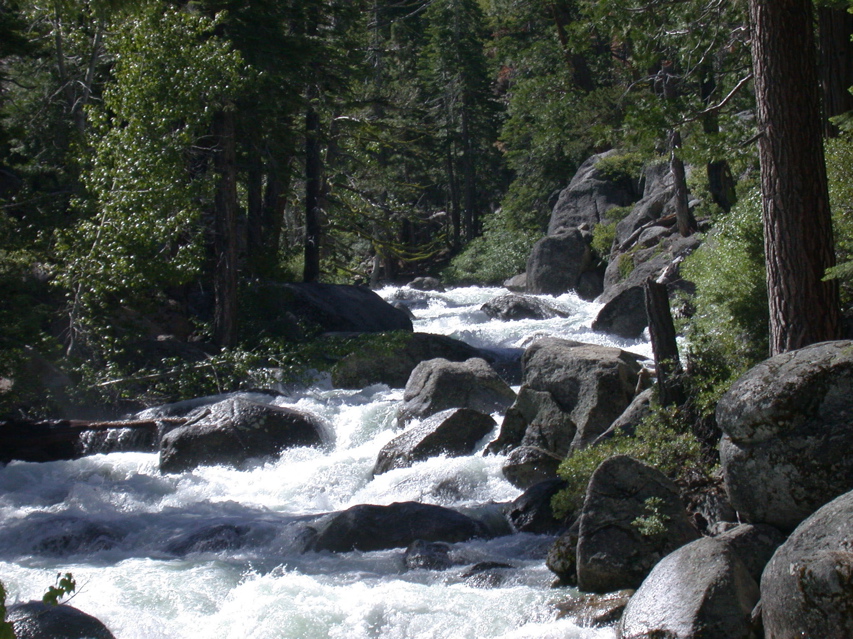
[1,0,852,419]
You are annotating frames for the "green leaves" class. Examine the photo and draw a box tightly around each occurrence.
[42,572,75,606]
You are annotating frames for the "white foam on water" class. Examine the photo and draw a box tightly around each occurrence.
[0,285,644,638]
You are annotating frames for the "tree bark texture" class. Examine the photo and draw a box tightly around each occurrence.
[213,110,239,348]
[818,5,853,138]
[748,0,841,356]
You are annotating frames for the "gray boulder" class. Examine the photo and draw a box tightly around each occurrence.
[716,340,853,532]
[397,358,516,425]
[403,539,454,570]
[591,285,647,339]
[503,273,527,292]
[481,294,570,321]
[526,228,593,296]
[593,387,654,445]
[407,276,444,291]
[714,523,785,584]
[331,332,483,389]
[159,397,331,473]
[520,339,643,451]
[501,445,564,489]
[576,455,699,593]
[8,602,116,639]
[548,150,640,235]
[619,537,759,639]
[373,408,496,475]
[557,590,634,629]
[506,478,569,534]
[760,489,853,639]
[305,501,488,552]
[488,385,578,456]
[241,281,412,340]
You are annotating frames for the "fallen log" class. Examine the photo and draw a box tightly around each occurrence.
[0,417,185,463]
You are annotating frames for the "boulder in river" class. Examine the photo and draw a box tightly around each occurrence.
[491,339,643,459]
[525,229,593,296]
[7,601,116,639]
[501,445,563,489]
[481,294,570,322]
[397,357,516,425]
[717,339,853,532]
[760,489,853,639]
[304,501,488,552]
[374,408,496,475]
[506,478,569,534]
[159,397,331,473]
[575,455,699,593]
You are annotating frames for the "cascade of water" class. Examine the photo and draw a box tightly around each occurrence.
[0,287,649,639]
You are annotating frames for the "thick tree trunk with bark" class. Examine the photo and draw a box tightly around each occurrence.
[213,110,239,348]
[748,0,841,355]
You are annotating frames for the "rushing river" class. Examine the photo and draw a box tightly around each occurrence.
[0,286,651,639]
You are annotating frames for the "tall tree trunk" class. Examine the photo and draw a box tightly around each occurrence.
[303,101,322,283]
[246,140,264,277]
[212,110,239,348]
[748,0,841,355]
[818,5,853,138]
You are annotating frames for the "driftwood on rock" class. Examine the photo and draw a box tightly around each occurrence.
[0,417,184,463]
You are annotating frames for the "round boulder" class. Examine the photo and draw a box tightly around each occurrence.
[619,537,759,639]
[397,358,516,425]
[716,340,853,531]
[760,489,853,638]
[373,408,496,475]
[8,602,116,639]
[576,455,699,593]
[159,397,331,473]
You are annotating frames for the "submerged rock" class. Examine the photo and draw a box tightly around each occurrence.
[481,293,570,321]
[304,501,488,553]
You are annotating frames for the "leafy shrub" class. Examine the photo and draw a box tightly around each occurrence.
[594,151,645,183]
[824,133,853,302]
[591,223,616,260]
[678,183,768,415]
[443,207,540,285]
[552,404,704,518]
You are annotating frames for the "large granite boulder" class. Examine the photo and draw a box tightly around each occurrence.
[397,358,516,425]
[331,332,483,389]
[547,150,640,235]
[304,501,488,552]
[373,408,496,475]
[492,339,642,457]
[525,229,593,296]
[716,340,853,532]
[619,537,760,639]
[240,281,413,341]
[575,455,699,593]
[481,294,570,321]
[7,602,116,639]
[760,489,853,638]
[159,397,331,473]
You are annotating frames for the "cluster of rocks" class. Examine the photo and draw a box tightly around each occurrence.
[507,150,702,340]
[542,339,853,638]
